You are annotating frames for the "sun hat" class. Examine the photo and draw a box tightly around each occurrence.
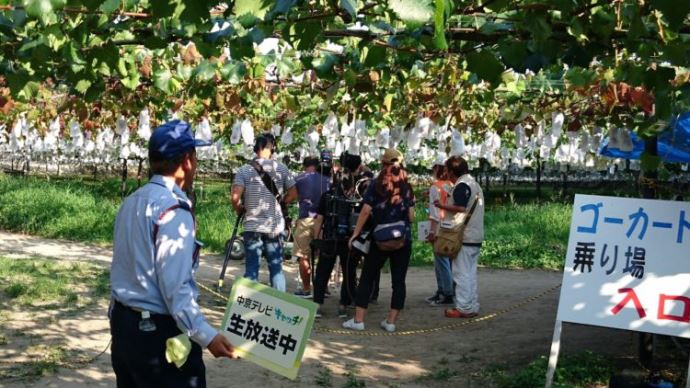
[381,148,404,164]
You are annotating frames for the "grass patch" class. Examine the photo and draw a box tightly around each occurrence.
[484,351,612,388]
[0,257,110,308]
[0,344,68,381]
[482,202,571,270]
[0,176,118,243]
[0,175,578,269]
[422,366,458,381]
[343,371,366,388]
[314,365,333,387]
[342,364,366,388]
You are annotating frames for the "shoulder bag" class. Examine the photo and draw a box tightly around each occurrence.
[433,194,479,257]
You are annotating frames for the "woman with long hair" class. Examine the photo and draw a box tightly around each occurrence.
[345,149,415,332]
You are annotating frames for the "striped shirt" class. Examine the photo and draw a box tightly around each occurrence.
[233,159,295,235]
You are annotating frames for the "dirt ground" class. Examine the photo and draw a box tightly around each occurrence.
[0,231,639,387]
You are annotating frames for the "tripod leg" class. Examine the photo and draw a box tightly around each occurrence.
[218,215,244,290]
[310,247,316,287]
[217,239,233,290]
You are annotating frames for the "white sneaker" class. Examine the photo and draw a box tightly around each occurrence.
[342,318,365,331]
[380,319,396,333]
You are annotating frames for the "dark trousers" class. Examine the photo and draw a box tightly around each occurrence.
[110,301,206,388]
[355,242,411,310]
[312,240,359,306]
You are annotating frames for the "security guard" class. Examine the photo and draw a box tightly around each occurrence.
[109,120,235,387]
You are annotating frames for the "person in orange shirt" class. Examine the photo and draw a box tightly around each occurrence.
[425,155,454,306]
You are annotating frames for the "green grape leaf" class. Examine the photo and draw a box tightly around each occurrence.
[144,36,169,50]
[229,37,254,59]
[498,40,527,71]
[75,79,91,94]
[389,0,433,29]
[234,0,270,26]
[467,51,504,87]
[22,0,65,25]
[84,80,105,102]
[154,68,174,93]
[180,0,208,23]
[339,0,357,18]
[273,58,290,78]
[270,0,296,16]
[292,21,321,51]
[99,0,120,15]
[433,0,447,50]
[312,53,338,79]
[150,0,176,18]
[194,60,216,82]
[251,62,265,78]
[177,63,193,81]
[383,93,394,112]
[362,45,386,68]
[96,61,111,77]
[565,67,596,87]
[220,61,246,84]
[121,61,140,90]
[117,57,128,77]
[81,0,103,11]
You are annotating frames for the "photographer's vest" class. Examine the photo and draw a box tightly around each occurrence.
[443,174,485,244]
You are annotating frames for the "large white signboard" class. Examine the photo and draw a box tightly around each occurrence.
[556,194,690,338]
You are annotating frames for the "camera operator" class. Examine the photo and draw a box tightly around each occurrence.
[311,151,374,318]
[337,151,382,302]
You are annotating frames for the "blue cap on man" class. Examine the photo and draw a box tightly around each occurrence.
[320,149,333,163]
[149,120,212,160]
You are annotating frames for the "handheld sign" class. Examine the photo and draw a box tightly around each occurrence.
[220,278,317,379]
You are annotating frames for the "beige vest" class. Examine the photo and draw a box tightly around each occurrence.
[442,174,484,244]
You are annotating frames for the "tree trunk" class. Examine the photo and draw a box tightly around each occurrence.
[639,136,658,369]
[561,164,569,198]
[136,158,144,188]
[502,172,508,197]
[120,159,128,198]
[536,154,542,200]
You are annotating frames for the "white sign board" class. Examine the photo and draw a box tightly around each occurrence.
[220,278,317,379]
[556,194,690,338]
[417,221,431,241]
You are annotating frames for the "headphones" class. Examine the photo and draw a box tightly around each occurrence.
[253,133,277,155]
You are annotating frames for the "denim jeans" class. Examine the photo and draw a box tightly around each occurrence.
[434,253,453,298]
[242,231,286,292]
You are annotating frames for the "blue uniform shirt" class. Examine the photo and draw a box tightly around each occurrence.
[110,175,216,348]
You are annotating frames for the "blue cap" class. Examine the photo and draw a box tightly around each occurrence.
[149,120,212,160]
[320,149,333,163]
